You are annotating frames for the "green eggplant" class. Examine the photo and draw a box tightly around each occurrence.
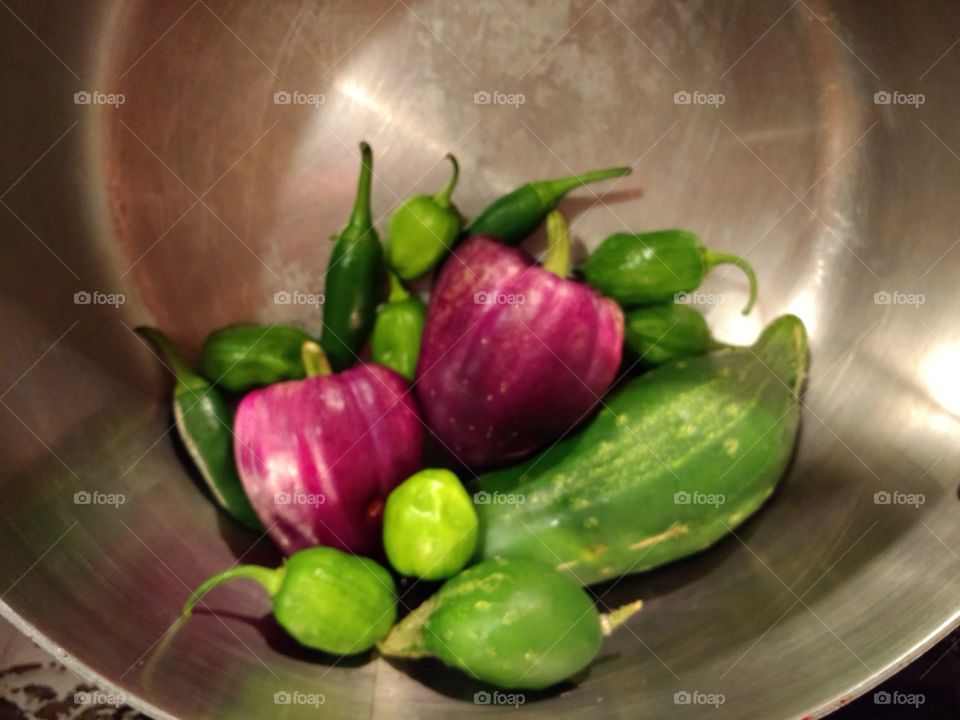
[321,141,384,371]
[201,324,313,392]
[582,230,759,314]
[473,315,808,585]
[136,327,262,531]
[386,154,463,280]
[466,165,631,245]
[378,557,641,689]
[624,303,722,366]
[370,272,426,381]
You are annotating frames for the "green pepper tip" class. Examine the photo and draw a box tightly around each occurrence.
[702,249,758,314]
[434,153,460,208]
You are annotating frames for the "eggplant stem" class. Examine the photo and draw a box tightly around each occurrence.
[302,340,333,377]
[181,564,282,619]
[702,249,759,315]
[434,153,460,207]
[542,210,571,278]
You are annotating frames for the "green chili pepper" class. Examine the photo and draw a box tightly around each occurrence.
[370,272,426,381]
[382,468,478,580]
[181,546,396,655]
[624,303,723,366]
[321,141,384,371]
[466,165,631,245]
[582,230,759,314]
[201,324,313,392]
[386,154,462,280]
[136,327,262,531]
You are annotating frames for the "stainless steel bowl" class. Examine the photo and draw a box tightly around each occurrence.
[3,1,960,717]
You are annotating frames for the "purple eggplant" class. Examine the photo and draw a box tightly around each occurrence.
[234,342,422,556]
[416,211,624,469]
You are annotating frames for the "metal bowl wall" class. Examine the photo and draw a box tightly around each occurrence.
[2,1,960,718]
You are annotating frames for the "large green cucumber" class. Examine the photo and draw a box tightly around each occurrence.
[474,314,808,586]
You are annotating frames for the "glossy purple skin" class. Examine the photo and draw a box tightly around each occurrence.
[234,363,422,556]
[415,236,624,469]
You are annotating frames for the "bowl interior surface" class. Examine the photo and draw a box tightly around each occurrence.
[2,1,960,718]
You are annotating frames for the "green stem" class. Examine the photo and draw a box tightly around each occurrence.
[532,165,631,205]
[302,340,333,377]
[433,154,459,208]
[336,141,374,243]
[136,327,202,387]
[599,599,643,637]
[702,249,759,315]
[181,564,283,619]
[386,270,411,303]
[542,210,571,278]
[376,594,439,659]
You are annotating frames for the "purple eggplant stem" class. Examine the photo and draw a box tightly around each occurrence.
[234,364,423,556]
[415,236,624,469]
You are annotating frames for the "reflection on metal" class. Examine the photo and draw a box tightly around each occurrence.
[2,0,960,719]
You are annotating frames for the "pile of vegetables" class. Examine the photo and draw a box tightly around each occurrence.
[139,142,809,691]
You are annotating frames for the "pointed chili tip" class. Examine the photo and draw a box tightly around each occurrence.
[435,153,460,206]
[702,249,759,315]
[135,326,196,382]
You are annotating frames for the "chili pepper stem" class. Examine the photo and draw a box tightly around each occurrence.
[600,599,643,636]
[433,154,459,208]
[386,270,411,303]
[701,249,759,315]
[301,340,333,377]
[542,210,571,278]
[532,165,631,206]
[336,141,375,243]
[181,564,284,619]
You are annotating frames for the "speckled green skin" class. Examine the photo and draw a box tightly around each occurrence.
[273,547,396,655]
[383,468,478,580]
[474,315,808,585]
[379,558,601,689]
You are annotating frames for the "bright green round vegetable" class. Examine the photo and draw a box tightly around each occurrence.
[383,468,477,580]
[378,558,640,689]
[387,154,463,280]
[182,546,396,655]
[370,272,426,381]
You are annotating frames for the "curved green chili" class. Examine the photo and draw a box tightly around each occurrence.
[136,327,262,531]
[321,141,384,371]
[466,165,631,245]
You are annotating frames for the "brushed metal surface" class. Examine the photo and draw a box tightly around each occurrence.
[2,1,960,718]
